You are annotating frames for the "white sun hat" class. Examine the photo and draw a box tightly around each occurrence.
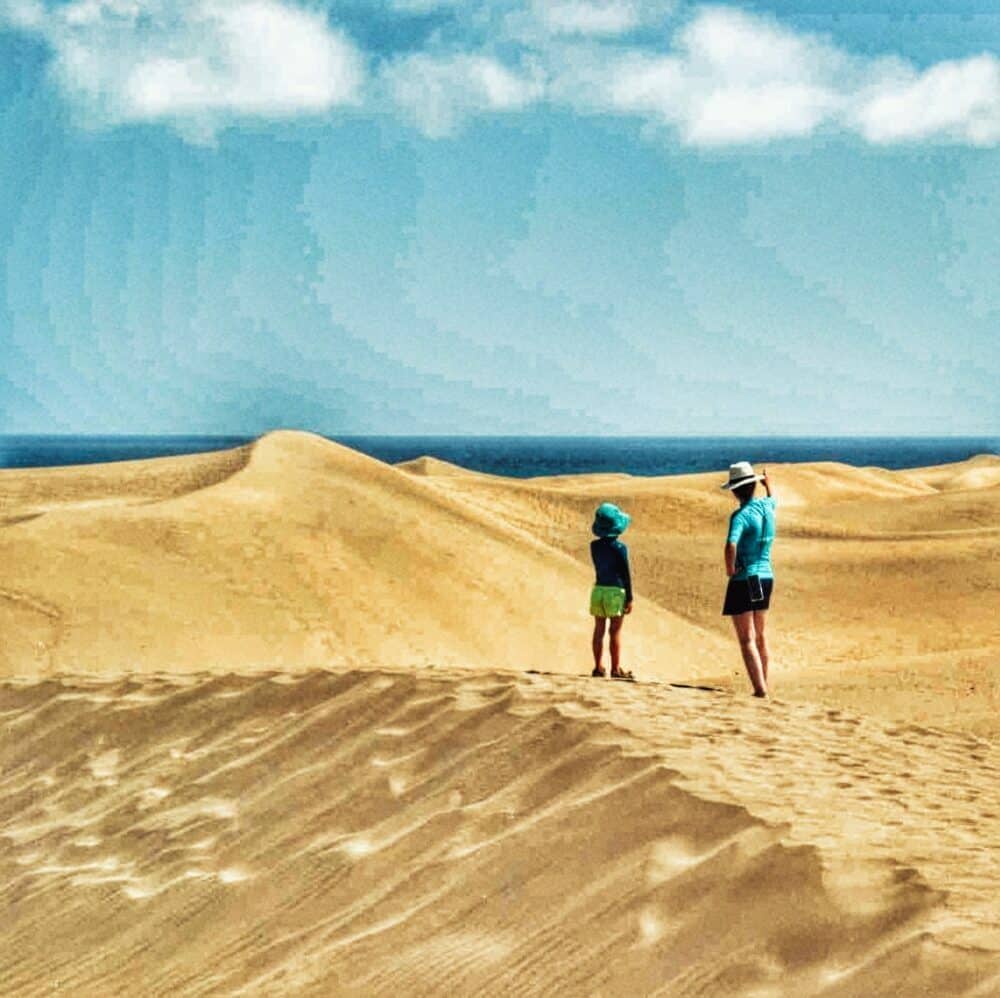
[721,461,764,491]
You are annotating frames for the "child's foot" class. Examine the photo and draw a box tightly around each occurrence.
[592,665,606,677]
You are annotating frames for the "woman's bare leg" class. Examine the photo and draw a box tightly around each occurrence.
[592,616,607,673]
[731,612,768,697]
[753,609,769,684]
[609,615,624,674]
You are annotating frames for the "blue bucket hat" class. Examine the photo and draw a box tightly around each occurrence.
[592,502,631,538]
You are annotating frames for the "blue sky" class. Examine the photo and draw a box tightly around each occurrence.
[1,0,997,434]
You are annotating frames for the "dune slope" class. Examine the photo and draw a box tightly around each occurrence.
[403,452,1000,736]
[1,668,997,996]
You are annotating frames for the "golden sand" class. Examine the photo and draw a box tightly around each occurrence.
[1,431,998,994]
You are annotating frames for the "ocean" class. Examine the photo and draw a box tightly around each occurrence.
[0,435,996,478]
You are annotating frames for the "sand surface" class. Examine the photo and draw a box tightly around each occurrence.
[1,431,998,994]
[400,448,1000,738]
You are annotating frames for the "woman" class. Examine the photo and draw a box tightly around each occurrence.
[589,502,634,681]
[721,462,776,697]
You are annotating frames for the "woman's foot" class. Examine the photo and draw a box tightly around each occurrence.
[610,669,635,681]
[592,665,606,677]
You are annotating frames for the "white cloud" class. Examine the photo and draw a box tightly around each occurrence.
[687,83,839,144]
[584,7,846,144]
[384,52,544,137]
[555,5,1000,147]
[504,0,674,49]
[536,1,640,37]
[854,54,1000,146]
[680,5,841,84]
[61,0,145,27]
[7,0,365,139]
[4,0,999,147]
[0,0,45,28]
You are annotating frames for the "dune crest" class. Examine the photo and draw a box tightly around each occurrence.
[395,455,482,477]
[0,443,252,520]
[901,454,1000,493]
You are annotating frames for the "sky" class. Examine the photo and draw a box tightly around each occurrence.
[0,0,997,435]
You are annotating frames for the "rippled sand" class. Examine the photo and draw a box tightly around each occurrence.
[2,669,998,995]
[1,432,997,994]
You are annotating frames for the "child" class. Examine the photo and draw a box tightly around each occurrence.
[589,502,634,680]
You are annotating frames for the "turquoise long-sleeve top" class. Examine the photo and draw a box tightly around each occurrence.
[727,497,776,581]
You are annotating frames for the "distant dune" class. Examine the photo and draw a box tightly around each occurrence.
[395,455,483,477]
[0,431,729,679]
[903,454,1000,493]
[398,447,1000,738]
[1,432,998,994]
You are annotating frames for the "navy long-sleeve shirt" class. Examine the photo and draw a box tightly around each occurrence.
[590,537,633,603]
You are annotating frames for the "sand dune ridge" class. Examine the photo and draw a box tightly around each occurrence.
[2,667,997,996]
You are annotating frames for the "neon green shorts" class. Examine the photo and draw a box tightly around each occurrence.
[590,585,627,618]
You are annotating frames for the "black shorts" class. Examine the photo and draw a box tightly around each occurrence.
[722,577,774,616]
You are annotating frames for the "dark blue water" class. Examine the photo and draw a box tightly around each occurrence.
[0,436,251,470]
[1,435,996,477]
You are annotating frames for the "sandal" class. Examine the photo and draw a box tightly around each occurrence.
[591,665,606,677]
[610,670,635,682]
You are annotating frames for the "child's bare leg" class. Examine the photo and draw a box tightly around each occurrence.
[753,610,769,684]
[732,612,767,697]
[592,617,607,673]
[609,615,624,675]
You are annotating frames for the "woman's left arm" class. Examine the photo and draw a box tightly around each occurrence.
[724,543,737,577]
[725,508,742,577]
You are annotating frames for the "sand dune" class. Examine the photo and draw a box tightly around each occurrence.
[0,443,253,518]
[400,449,1000,737]
[0,431,729,679]
[1,432,998,994]
[396,455,489,478]
[1,668,997,996]
[902,454,1000,493]
[2,432,996,725]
